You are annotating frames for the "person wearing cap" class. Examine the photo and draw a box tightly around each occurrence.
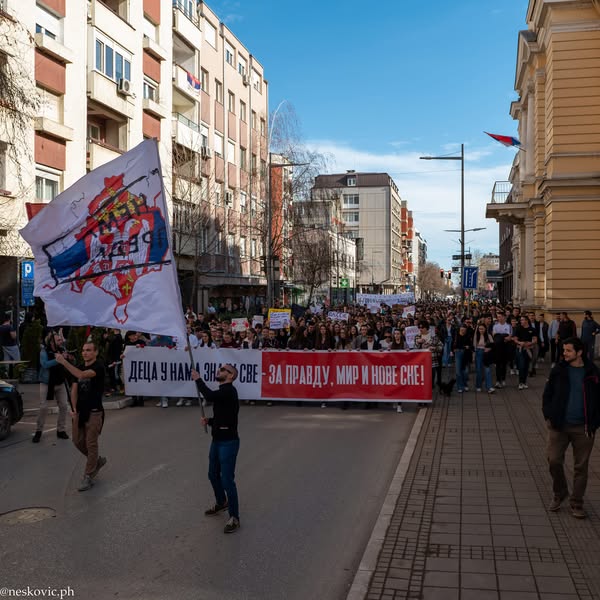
[581,311,600,364]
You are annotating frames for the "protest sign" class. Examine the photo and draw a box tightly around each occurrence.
[251,315,264,329]
[402,305,416,318]
[327,311,349,322]
[232,318,249,332]
[268,308,291,329]
[404,326,420,349]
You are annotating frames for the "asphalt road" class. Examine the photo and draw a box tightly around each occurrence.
[1,401,417,600]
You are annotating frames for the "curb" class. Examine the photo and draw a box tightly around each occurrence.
[346,407,427,600]
[23,397,133,415]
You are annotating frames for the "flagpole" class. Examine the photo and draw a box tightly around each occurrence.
[150,138,208,434]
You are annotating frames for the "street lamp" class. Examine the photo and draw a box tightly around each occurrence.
[420,144,465,307]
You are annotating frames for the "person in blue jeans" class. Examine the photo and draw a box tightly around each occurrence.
[473,323,495,393]
[192,364,241,534]
[453,324,472,393]
[512,315,538,390]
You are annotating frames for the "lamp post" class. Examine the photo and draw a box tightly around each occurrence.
[420,144,466,308]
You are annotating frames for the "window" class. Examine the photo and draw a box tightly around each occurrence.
[251,239,257,258]
[38,87,61,122]
[214,133,223,157]
[35,5,62,42]
[239,147,247,171]
[251,69,261,92]
[94,34,131,82]
[216,231,223,254]
[239,101,247,122]
[215,189,221,206]
[87,120,105,142]
[227,91,235,113]
[200,125,209,149]
[347,176,356,187]
[238,56,247,77]
[343,194,359,207]
[260,118,266,136]
[344,212,359,223]
[143,79,158,102]
[260,159,266,178]
[251,110,256,130]
[200,69,208,92]
[251,154,257,174]
[227,140,235,165]
[240,191,247,212]
[35,167,61,202]
[227,234,235,255]
[173,0,194,19]
[143,17,157,41]
[225,41,234,67]
[204,19,216,48]
[250,195,257,216]
[215,79,223,104]
[240,237,247,256]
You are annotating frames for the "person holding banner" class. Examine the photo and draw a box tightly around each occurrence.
[191,365,241,534]
[415,321,443,388]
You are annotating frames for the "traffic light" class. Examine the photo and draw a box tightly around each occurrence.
[447,271,452,280]
[440,268,444,279]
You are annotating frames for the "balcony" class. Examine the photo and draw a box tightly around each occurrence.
[89,0,134,54]
[172,64,199,107]
[34,117,74,142]
[143,35,167,61]
[87,139,124,171]
[143,97,168,119]
[172,1,200,49]
[172,113,202,152]
[486,180,527,225]
[34,33,73,64]
[87,71,134,119]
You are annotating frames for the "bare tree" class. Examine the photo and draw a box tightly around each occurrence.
[0,9,40,256]
[417,262,452,300]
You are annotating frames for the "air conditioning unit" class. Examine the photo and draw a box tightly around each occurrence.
[117,78,132,96]
[201,146,212,159]
[242,74,250,86]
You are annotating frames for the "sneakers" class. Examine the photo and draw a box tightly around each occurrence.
[56,430,69,440]
[320,402,326,408]
[397,404,403,413]
[495,382,502,388]
[224,516,240,534]
[176,398,184,407]
[77,475,94,492]
[32,431,42,443]
[156,399,168,408]
[458,389,464,393]
[488,388,496,394]
[205,501,228,516]
[518,383,529,390]
[548,494,568,511]
[476,388,482,392]
[91,456,107,479]
[510,368,517,375]
[464,387,469,392]
[184,399,192,406]
[571,505,587,519]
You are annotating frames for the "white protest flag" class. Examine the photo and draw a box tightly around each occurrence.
[19,139,186,341]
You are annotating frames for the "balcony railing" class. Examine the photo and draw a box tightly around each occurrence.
[172,0,198,25]
[491,181,512,204]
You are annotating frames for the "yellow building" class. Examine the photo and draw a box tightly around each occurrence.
[487,0,600,321]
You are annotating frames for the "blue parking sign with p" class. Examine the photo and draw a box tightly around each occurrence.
[21,260,35,307]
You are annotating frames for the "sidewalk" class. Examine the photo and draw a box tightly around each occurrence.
[17,383,132,415]
[352,362,600,600]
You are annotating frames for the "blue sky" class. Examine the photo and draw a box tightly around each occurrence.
[207,0,530,267]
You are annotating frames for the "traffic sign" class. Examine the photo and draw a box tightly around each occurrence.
[452,253,472,261]
[462,266,479,290]
[21,260,35,307]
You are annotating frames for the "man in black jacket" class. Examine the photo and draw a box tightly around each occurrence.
[192,364,241,534]
[542,337,600,519]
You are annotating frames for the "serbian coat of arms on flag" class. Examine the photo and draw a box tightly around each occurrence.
[20,139,186,341]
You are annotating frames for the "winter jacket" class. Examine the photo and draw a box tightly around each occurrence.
[542,360,600,435]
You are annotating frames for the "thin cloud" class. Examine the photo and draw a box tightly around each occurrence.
[306,139,512,266]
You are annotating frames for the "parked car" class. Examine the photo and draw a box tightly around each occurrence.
[0,379,24,441]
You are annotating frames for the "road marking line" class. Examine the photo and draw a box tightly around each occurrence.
[103,463,168,498]
[345,408,427,600]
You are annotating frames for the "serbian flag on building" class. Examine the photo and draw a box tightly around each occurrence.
[19,139,187,342]
[186,71,201,94]
[485,132,521,148]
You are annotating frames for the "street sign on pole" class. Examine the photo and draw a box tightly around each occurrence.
[462,266,478,290]
[452,253,472,261]
[21,260,35,307]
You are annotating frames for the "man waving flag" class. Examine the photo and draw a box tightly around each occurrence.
[20,139,186,342]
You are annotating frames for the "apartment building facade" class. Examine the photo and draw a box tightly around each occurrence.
[0,0,269,315]
[311,172,412,295]
[487,0,600,320]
